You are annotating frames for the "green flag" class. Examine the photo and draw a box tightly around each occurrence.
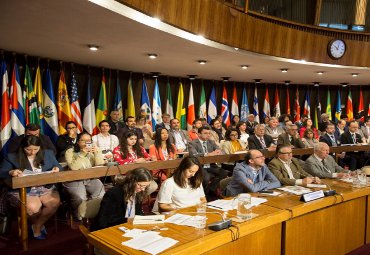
[199,82,207,118]
[165,80,174,118]
[326,88,332,120]
[24,65,39,125]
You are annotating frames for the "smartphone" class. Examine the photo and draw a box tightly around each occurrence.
[85,142,92,148]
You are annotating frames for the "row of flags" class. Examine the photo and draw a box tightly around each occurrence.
[1,60,369,156]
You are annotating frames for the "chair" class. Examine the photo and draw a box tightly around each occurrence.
[219,177,232,198]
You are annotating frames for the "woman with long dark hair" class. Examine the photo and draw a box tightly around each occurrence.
[94,168,153,230]
[154,156,206,212]
[0,135,61,239]
[113,131,151,164]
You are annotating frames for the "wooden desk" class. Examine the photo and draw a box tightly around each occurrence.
[88,205,290,255]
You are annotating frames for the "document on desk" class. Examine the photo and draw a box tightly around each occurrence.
[165,213,206,228]
[122,232,178,255]
[277,186,311,195]
[132,215,165,225]
[306,184,327,188]
[207,198,267,211]
[22,170,53,176]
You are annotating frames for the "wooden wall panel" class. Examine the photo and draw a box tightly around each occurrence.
[119,0,370,67]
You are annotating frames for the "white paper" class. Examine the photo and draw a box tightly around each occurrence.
[206,198,267,211]
[133,215,165,225]
[165,213,207,228]
[259,191,281,196]
[122,228,160,238]
[277,186,311,195]
[306,184,327,188]
[22,170,53,176]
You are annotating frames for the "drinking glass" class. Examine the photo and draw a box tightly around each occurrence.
[237,193,252,220]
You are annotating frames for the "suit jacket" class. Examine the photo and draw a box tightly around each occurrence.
[116,126,144,142]
[265,126,285,140]
[168,129,191,149]
[246,121,258,134]
[319,133,340,147]
[108,120,126,135]
[248,135,274,151]
[8,134,56,154]
[361,126,370,139]
[226,162,281,196]
[56,134,77,161]
[155,122,170,131]
[93,185,143,231]
[340,131,362,145]
[268,157,311,186]
[303,154,344,178]
[188,139,220,157]
[277,133,305,148]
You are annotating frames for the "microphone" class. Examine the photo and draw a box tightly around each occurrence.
[322,181,336,196]
[175,211,232,231]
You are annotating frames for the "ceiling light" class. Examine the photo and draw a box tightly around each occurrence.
[254,79,262,84]
[317,71,324,75]
[148,53,158,59]
[281,68,288,73]
[234,47,239,50]
[151,72,160,78]
[285,80,290,86]
[313,82,320,87]
[341,83,348,87]
[222,77,230,82]
[88,45,99,51]
[351,73,358,77]
[241,65,249,70]
[187,75,197,80]
[198,60,207,65]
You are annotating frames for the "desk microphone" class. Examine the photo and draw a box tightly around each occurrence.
[180,211,232,231]
[322,181,336,196]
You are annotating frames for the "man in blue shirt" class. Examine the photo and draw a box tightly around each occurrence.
[225,149,281,196]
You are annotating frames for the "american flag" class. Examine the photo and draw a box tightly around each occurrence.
[70,72,83,133]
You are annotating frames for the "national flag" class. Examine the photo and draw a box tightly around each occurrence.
[176,82,186,129]
[286,87,291,115]
[10,63,26,136]
[140,78,152,127]
[334,88,341,123]
[24,64,39,125]
[240,87,249,122]
[326,88,332,120]
[165,80,174,119]
[358,87,364,121]
[293,87,300,122]
[207,86,217,123]
[199,82,207,119]
[253,86,260,123]
[43,68,59,143]
[231,85,239,119]
[346,88,354,121]
[94,73,108,135]
[34,65,44,131]
[152,78,162,131]
[83,74,96,135]
[70,71,83,133]
[187,82,195,130]
[368,103,370,117]
[127,76,135,117]
[57,70,72,134]
[273,85,281,117]
[262,88,270,118]
[113,72,123,121]
[0,61,11,155]
[314,88,322,129]
[303,90,310,117]
[221,85,230,127]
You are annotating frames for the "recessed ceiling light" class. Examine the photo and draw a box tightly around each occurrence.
[151,72,160,78]
[254,79,262,84]
[285,80,290,86]
[88,45,99,51]
[198,60,207,65]
[351,73,359,77]
[241,65,249,69]
[148,53,158,59]
[222,77,230,82]
[341,83,348,87]
[317,71,324,75]
[187,75,197,80]
[281,68,288,73]
[313,82,320,87]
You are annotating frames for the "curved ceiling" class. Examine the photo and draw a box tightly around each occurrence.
[0,0,369,85]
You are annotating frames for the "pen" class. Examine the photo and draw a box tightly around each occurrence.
[207,205,223,209]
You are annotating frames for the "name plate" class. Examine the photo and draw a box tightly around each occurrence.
[300,190,325,203]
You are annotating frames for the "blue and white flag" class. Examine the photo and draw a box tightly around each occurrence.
[10,63,25,137]
[83,74,96,135]
[113,72,123,121]
[43,68,59,143]
[240,87,249,122]
[140,78,152,127]
[207,86,217,123]
[152,78,162,131]
[253,86,260,123]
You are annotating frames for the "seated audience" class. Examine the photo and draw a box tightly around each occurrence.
[116,116,144,146]
[230,115,240,129]
[8,123,56,154]
[265,117,285,143]
[301,128,319,148]
[361,117,370,142]
[246,114,259,135]
[295,114,308,129]
[93,168,153,230]
[248,124,276,153]
[236,121,249,149]
[107,110,125,135]
[320,123,340,147]
[299,119,319,139]
[304,143,347,179]
[335,119,347,137]
[136,115,154,150]
[155,113,171,130]
[221,128,246,171]
[318,113,332,133]
[154,156,206,213]
[168,118,190,152]
[225,150,281,196]
[0,135,61,239]
[64,132,105,219]
[209,118,226,146]
[268,145,320,186]
[188,119,202,141]
[277,124,305,149]
[56,121,78,161]
[92,120,119,162]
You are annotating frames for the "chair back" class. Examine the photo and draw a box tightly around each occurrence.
[78,198,102,220]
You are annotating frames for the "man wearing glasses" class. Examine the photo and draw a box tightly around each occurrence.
[56,121,79,161]
[225,149,280,196]
[277,124,305,149]
[268,145,320,186]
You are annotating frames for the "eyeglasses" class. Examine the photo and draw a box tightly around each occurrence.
[229,134,238,137]
[79,140,92,144]
[67,126,77,130]
[252,155,265,159]
[136,183,149,189]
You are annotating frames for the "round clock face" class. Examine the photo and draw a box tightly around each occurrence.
[328,39,346,59]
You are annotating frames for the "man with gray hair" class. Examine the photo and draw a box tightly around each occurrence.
[304,142,347,179]
[277,124,305,148]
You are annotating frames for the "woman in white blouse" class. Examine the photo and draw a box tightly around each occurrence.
[92,120,119,162]
[155,156,206,212]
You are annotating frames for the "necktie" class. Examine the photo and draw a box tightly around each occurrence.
[289,136,293,144]
[352,134,356,143]
[202,142,208,154]
[322,159,330,173]
[330,135,337,146]
[259,137,266,148]
[252,172,258,183]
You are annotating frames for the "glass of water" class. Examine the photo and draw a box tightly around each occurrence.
[236,193,252,220]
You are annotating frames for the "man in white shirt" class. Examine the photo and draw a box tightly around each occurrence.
[168,118,190,152]
[304,142,347,179]
[92,120,119,161]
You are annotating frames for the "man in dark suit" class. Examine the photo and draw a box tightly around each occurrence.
[107,110,126,135]
[8,123,56,154]
[116,116,144,145]
[248,124,276,153]
[340,121,366,170]
[277,124,305,149]
[188,126,229,196]
[246,114,259,135]
[154,113,171,130]
[319,123,340,147]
